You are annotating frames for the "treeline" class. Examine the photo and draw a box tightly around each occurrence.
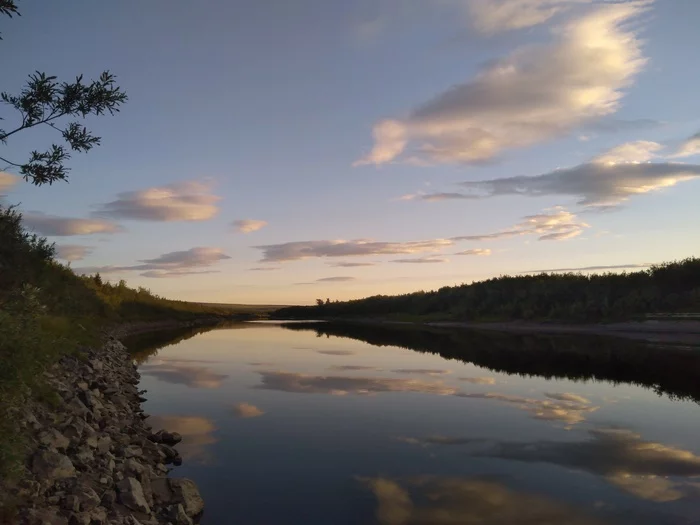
[0,207,235,474]
[274,258,700,322]
[283,322,700,403]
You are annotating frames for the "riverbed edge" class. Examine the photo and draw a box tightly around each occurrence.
[1,319,222,525]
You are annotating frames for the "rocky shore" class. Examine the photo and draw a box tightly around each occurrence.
[4,335,204,525]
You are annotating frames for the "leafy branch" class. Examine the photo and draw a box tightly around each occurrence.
[0,1,127,185]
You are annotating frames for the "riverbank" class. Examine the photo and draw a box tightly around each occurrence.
[322,318,700,345]
[1,327,208,525]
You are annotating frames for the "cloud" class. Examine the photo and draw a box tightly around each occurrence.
[477,428,700,502]
[0,172,18,194]
[459,376,496,385]
[73,246,231,278]
[248,267,280,271]
[317,276,357,282]
[453,207,588,242]
[22,212,124,237]
[356,2,649,165]
[256,238,453,263]
[671,132,700,159]
[455,391,598,425]
[391,256,449,264]
[94,181,219,222]
[148,415,217,464]
[55,244,93,262]
[139,358,229,388]
[328,262,377,267]
[329,365,382,371]
[233,219,268,234]
[317,350,356,356]
[456,161,700,207]
[521,263,650,273]
[231,402,265,418]
[391,368,451,376]
[466,0,588,33]
[360,476,606,525]
[592,140,663,164]
[455,248,491,256]
[255,371,458,396]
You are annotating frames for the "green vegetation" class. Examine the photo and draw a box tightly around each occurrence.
[0,207,245,477]
[274,258,700,322]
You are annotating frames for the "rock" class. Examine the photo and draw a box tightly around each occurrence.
[100,489,116,507]
[38,428,70,452]
[166,503,193,525]
[85,435,99,449]
[170,478,204,518]
[74,485,101,511]
[25,507,69,525]
[89,507,108,524]
[64,494,81,512]
[32,450,76,480]
[77,381,89,391]
[149,429,183,446]
[74,446,94,465]
[124,445,143,458]
[150,477,173,505]
[96,436,112,454]
[117,477,151,514]
[67,512,91,525]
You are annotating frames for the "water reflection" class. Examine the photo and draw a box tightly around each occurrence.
[360,476,606,525]
[255,370,458,396]
[140,358,228,388]
[283,322,700,403]
[148,415,218,464]
[127,323,700,524]
[231,402,265,418]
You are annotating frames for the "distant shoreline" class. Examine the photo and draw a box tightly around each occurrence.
[324,318,700,345]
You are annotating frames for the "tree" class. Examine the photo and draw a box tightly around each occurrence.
[0,0,127,186]
[316,299,325,307]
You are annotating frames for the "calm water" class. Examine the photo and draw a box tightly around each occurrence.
[127,322,700,525]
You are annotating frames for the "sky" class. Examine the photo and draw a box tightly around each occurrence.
[1,0,699,305]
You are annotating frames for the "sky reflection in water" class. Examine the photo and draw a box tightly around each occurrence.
[131,323,700,525]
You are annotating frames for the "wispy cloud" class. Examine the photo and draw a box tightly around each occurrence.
[255,371,458,396]
[256,239,453,263]
[0,172,18,194]
[459,376,496,385]
[521,263,650,274]
[356,2,649,165]
[55,244,93,262]
[23,212,123,236]
[671,131,700,159]
[391,256,449,264]
[391,368,451,376]
[74,247,231,278]
[327,262,377,268]
[453,207,588,242]
[455,249,492,256]
[140,358,229,388]
[455,391,598,426]
[248,267,280,271]
[233,219,268,234]
[476,428,700,502]
[94,181,219,222]
[466,0,589,33]
[317,276,357,282]
[231,402,265,418]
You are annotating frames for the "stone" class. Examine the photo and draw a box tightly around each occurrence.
[124,458,145,478]
[166,504,193,525]
[124,446,143,458]
[38,428,70,452]
[170,478,204,518]
[117,477,151,514]
[25,507,69,525]
[100,490,117,507]
[32,450,76,480]
[96,436,112,454]
[89,506,108,524]
[75,485,101,511]
[68,512,91,525]
[150,477,173,505]
[77,381,89,391]
[85,435,99,449]
[63,494,81,512]
[74,446,94,465]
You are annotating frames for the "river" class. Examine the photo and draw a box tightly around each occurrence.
[125,321,700,525]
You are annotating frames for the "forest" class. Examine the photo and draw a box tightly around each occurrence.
[273,258,700,322]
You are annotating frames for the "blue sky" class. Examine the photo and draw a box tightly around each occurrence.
[2,0,699,304]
